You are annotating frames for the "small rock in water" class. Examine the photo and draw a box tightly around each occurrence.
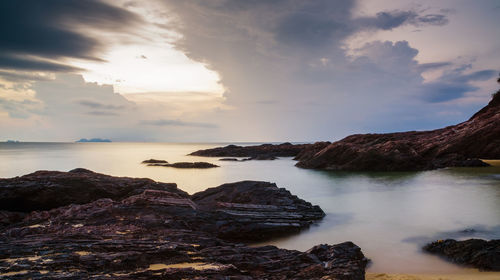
[423,238,500,271]
[142,159,168,164]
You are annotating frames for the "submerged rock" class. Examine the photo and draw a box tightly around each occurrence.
[142,159,168,164]
[146,162,219,168]
[219,158,240,161]
[423,239,500,271]
[0,170,366,279]
[295,93,500,171]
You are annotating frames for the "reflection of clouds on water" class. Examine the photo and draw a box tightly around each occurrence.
[402,224,500,246]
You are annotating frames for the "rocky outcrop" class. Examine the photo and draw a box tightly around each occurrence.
[142,159,168,164]
[295,93,500,171]
[0,168,184,213]
[192,181,325,240]
[146,162,219,168]
[0,170,366,279]
[190,142,311,158]
[423,239,500,271]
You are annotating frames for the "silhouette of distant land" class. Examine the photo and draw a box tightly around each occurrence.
[76,138,111,143]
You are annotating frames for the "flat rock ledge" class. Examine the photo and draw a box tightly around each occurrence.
[423,239,500,271]
[0,170,367,279]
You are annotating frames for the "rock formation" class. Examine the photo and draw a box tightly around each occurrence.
[295,93,500,171]
[0,170,367,279]
[190,142,311,159]
[145,162,219,168]
[142,159,168,164]
[0,168,183,213]
[424,239,500,271]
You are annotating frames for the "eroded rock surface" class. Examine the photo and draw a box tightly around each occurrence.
[0,170,366,279]
[295,93,500,171]
[423,239,500,271]
[0,168,184,213]
[192,181,325,240]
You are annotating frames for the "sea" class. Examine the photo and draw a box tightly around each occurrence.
[1,142,499,274]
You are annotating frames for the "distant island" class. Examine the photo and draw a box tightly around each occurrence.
[5,140,20,143]
[76,138,112,143]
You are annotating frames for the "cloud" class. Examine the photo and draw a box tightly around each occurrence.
[0,54,83,72]
[0,70,52,83]
[140,119,217,128]
[416,62,452,72]
[0,97,42,119]
[420,69,497,103]
[356,10,448,31]
[157,0,495,140]
[1,1,497,142]
[76,100,126,110]
[0,0,142,71]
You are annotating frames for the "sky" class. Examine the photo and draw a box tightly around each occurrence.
[0,0,499,142]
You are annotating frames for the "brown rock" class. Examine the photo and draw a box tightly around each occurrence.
[0,170,367,279]
[423,239,500,271]
[296,93,500,171]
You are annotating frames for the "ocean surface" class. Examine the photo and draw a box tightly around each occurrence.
[1,142,499,274]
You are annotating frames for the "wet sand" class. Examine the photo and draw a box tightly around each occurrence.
[366,271,500,280]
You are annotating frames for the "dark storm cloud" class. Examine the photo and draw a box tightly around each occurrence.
[275,13,351,47]
[0,54,83,72]
[140,119,217,128]
[0,0,141,71]
[460,70,497,82]
[356,10,449,31]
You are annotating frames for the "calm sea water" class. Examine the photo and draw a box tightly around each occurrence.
[1,142,499,274]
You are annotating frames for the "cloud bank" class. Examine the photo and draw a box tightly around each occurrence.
[0,0,498,141]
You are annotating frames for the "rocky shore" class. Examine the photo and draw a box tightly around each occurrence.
[190,93,500,172]
[294,93,500,171]
[423,239,500,271]
[0,169,368,279]
[189,142,312,159]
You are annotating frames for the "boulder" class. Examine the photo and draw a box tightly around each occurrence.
[423,239,500,271]
[0,168,184,213]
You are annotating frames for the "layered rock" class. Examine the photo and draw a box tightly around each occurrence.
[192,181,325,240]
[0,168,184,213]
[295,93,500,171]
[423,239,500,271]
[0,170,366,279]
[190,142,311,158]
